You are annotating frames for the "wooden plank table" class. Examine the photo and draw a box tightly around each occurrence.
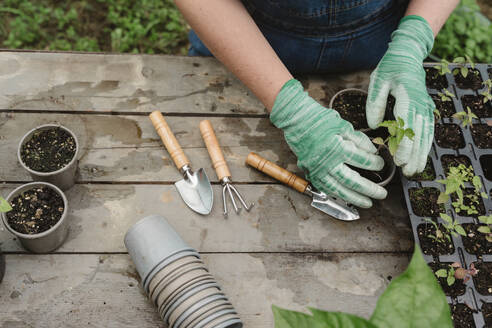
[0,51,413,327]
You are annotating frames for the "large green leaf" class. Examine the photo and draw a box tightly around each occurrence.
[272,306,325,328]
[370,245,453,328]
[309,308,378,328]
[0,196,11,213]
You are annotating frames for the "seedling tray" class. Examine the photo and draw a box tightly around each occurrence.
[400,63,492,328]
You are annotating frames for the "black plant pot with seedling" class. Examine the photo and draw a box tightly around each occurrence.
[1,182,69,253]
[18,124,79,191]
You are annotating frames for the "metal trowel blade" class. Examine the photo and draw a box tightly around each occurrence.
[175,168,213,215]
[311,194,360,221]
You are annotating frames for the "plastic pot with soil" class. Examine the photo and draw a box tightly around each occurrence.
[1,182,69,253]
[18,124,79,191]
[350,144,396,187]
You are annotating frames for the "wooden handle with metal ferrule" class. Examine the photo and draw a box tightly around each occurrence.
[199,120,231,180]
[149,111,189,170]
[246,152,308,193]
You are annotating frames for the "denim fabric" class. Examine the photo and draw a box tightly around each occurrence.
[188,0,409,74]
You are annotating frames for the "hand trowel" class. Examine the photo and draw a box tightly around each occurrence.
[149,111,213,215]
[246,152,359,221]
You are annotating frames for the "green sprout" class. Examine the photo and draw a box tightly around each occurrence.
[424,213,465,246]
[372,117,415,156]
[477,214,492,243]
[452,106,478,128]
[437,89,455,102]
[435,265,456,286]
[452,55,477,78]
[433,59,451,76]
[481,79,492,104]
[435,262,478,286]
[433,109,441,120]
[0,196,11,213]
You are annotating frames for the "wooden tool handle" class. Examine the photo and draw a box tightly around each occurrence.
[246,152,308,193]
[199,120,231,180]
[149,111,189,170]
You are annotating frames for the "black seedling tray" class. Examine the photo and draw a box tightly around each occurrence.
[400,63,492,328]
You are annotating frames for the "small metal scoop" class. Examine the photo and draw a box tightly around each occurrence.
[246,152,359,221]
[199,120,253,217]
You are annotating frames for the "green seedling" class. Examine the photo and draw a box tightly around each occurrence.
[481,79,492,104]
[452,55,477,78]
[437,89,455,102]
[0,196,11,213]
[372,117,415,156]
[452,106,478,128]
[424,213,465,247]
[433,59,451,75]
[477,214,492,242]
[437,164,488,215]
[435,262,478,286]
[433,109,442,120]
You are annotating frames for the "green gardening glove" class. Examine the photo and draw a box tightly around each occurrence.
[271,79,387,208]
[366,15,435,177]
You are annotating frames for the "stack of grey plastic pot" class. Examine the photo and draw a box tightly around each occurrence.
[125,215,242,328]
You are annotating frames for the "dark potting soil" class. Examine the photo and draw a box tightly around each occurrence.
[472,262,492,295]
[483,303,492,328]
[470,124,492,149]
[6,186,64,235]
[408,157,435,181]
[462,223,492,255]
[450,304,476,328]
[331,91,395,130]
[441,155,473,176]
[409,187,445,217]
[480,155,492,181]
[21,127,76,173]
[429,262,466,297]
[450,188,486,217]
[435,124,465,149]
[431,95,456,118]
[461,95,492,118]
[454,69,483,90]
[417,222,455,256]
[425,67,448,90]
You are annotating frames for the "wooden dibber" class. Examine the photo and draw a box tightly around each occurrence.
[149,111,189,170]
[246,152,309,193]
[199,120,231,180]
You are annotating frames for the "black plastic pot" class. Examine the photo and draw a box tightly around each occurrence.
[400,63,492,328]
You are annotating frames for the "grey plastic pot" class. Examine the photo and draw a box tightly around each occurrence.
[124,214,199,293]
[1,182,69,253]
[18,124,79,191]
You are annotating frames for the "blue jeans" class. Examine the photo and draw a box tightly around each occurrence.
[188,0,408,73]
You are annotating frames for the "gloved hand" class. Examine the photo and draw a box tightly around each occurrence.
[366,15,435,177]
[271,79,387,208]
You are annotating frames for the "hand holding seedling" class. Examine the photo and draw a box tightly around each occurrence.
[366,16,435,177]
[271,79,387,208]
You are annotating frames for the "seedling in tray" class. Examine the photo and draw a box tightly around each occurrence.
[452,106,478,128]
[477,214,492,243]
[433,59,452,76]
[438,89,456,102]
[435,262,478,286]
[372,117,414,156]
[426,213,466,245]
[452,56,477,79]
[481,79,492,103]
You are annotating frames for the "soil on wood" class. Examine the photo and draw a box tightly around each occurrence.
[450,304,476,328]
[480,155,492,181]
[462,223,492,255]
[483,303,492,328]
[461,95,492,118]
[429,262,466,297]
[6,186,64,235]
[21,127,76,173]
[470,124,492,148]
[472,262,492,295]
[417,222,455,256]
[330,91,395,130]
[454,69,483,90]
[425,67,448,90]
[450,188,486,217]
[409,187,445,217]
[435,124,465,149]
[431,95,456,118]
[441,155,473,176]
[408,157,435,181]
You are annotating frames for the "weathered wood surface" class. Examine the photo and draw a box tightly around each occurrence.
[0,52,371,114]
[0,183,411,253]
[0,51,409,328]
[0,253,408,328]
